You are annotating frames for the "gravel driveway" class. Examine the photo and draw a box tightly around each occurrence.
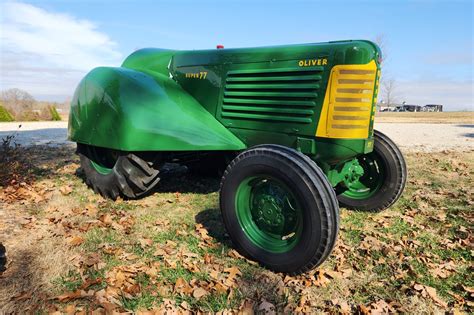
[0,121,472,152]
[376,123,473,152]
[0,121,71,147]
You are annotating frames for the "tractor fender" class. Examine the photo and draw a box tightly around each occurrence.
[68,66,246,151]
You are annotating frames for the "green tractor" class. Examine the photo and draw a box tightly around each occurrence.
[69,40,406,274]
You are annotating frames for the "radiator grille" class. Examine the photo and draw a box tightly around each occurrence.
[317,60,378,138]
[221,67,323,124]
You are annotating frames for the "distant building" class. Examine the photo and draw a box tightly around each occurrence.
[376,104,391,112]
[394,105,422,112]
[376,103,444,112]
[423,104,443,112]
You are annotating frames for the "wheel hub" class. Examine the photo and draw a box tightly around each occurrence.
[344,160,365,189]
[250,180,297,235]
[253,195,284,230]
[235,176,303,253]
[341,153,386,200]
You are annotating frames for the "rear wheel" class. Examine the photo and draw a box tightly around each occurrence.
[337,130,407,211]
[78,144,161,200]
[220,145,339,274]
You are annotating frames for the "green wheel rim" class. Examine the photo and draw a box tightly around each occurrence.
[86,146,118,175]
[90,160,113,175]
[342,152,385,200]
[235,176,303,253]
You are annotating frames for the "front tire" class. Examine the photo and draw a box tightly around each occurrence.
[337,130,407,211]
[220,145,339,274]
[78,144,161,200]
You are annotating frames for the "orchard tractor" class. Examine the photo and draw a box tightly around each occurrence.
[69,40,407,274]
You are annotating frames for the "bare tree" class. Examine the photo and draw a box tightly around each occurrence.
[374,34,388,62]
[0,88,36,116]
[381,78,400,109]
[373,35,402,110]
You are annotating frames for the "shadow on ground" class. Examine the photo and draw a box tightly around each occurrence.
[0,142,75,188]
[195,208,231,246]
[156,168,220,194]
[456,124,474,138]
[0,248,50,312]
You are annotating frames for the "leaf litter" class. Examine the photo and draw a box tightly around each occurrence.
[0,142,472,313]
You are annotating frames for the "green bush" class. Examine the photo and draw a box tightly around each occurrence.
[0,105,14,122]
[49,106,61,121]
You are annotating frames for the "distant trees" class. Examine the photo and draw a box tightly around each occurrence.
[1,88,37,120]
[1,88,35,114]
[0,88,62,121]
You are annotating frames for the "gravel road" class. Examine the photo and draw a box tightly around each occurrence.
[0,121,472,152]
[376,123,473,152]
[0,121,71,147]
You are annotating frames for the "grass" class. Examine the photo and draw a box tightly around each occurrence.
[0,146,472,313]
[53,271,84,292]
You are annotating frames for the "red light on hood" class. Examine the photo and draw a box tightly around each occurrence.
[216,44,224,49]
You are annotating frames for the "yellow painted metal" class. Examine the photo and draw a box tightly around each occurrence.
[316,60,378,139]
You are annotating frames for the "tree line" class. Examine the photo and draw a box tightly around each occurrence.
[0,88,66,122]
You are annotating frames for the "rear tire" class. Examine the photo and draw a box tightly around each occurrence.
[220,144,339,274]
[78,144,161,200]
[337,130,407,211]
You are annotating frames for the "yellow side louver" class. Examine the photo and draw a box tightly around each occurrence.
[316,60,378,139]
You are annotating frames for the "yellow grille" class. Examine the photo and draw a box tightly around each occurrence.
[316,60,378,139]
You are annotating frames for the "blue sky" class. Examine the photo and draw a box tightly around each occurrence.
[1,0,472,110]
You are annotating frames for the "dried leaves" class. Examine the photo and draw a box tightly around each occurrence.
[414,283,448,308]
[0,181,53,204]
[67,235,84,246]
[2,147,472,314]
[59,185,73,196]
[0,134,34,187]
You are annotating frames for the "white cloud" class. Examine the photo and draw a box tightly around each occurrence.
[0,1,122,100]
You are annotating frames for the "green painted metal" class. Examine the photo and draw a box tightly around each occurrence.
[68,66,246,151]
[326,158,364,188]
[90,160,113,175]
[341,151,386,199]
[69,40,381,175]
[83,144,116,175]
[235,176,303,253]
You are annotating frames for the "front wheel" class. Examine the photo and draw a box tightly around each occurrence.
[220,145,339,274]
[337,130,407,212]
[78,144,161,200]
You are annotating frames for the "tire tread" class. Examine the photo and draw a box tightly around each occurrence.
[220,144,339,274]
[338,130,407,212]
[78,144,161,200]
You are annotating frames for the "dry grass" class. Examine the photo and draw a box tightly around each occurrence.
[375,111,474,124]
[0,145,472,313]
